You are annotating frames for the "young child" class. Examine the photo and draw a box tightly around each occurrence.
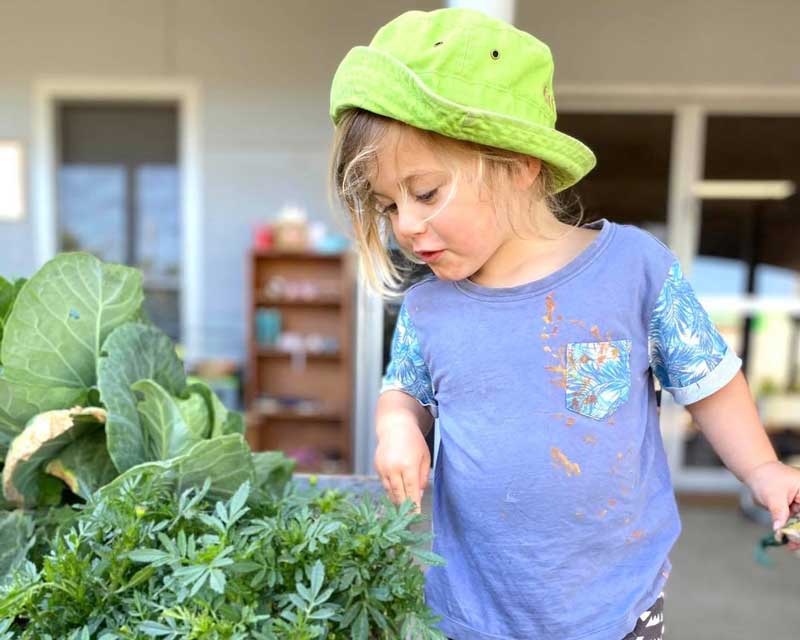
[328,8,800,640]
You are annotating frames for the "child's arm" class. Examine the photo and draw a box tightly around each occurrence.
[687,370,800,540]
[375,389,435,513]
[686,370,777,481]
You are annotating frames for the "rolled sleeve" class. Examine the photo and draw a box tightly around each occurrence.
[381,302,438,417]
[662,347,742,405]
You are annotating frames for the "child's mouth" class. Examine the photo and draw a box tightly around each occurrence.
[416,250,445,264]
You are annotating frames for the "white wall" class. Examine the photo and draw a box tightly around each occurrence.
[517,0,800,86]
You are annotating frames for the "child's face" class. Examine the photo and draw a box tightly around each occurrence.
[370,127,515,283]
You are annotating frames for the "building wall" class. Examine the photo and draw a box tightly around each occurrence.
[0,0,797,360]
[517,0,800,86]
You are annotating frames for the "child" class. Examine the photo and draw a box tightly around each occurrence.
[328,8,800,640]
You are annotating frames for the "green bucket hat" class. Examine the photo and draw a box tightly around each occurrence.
[330,8,596,193]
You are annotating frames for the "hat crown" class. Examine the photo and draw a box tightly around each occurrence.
[329,8,596,193]
[369,9,557,127]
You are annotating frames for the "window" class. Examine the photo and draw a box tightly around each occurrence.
[56,102,181,340]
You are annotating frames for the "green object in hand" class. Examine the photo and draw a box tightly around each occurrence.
[754,515,800,566]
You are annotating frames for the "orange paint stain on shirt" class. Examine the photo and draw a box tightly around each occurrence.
[551,447,581,477]
[583,435,597,445]
[590,325,602,339]
[546,346,568,388]
[540,333,550,340]
[543,293,556,324]
[598,509,608,518]
[608,498,618,507]
[565,417,576,427]
[543,346,552,353]
[626,530,646,544]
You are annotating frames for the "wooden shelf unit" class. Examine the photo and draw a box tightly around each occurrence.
[246,249,355,474]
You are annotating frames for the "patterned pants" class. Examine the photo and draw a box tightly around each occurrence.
[621,593,665,640]
[445,592,665,640]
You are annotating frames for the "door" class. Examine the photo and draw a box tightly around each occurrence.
[56,101,181,340]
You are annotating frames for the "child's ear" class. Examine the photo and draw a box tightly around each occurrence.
[514,156,542,191]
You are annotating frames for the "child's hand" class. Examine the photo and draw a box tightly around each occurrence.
[744,460,800,551]
[374,419,430,514]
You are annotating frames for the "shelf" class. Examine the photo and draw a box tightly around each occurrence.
[252,250,344,261]
[255,296,341,308]
[257,348,340,361]
[251,411,343,423]
[247,249,354,471]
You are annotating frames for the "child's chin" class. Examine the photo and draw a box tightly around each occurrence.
[429,263,469,282]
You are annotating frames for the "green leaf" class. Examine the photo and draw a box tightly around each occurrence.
[409,547,446,567]
[127,548,174,564]
[45,429,118,499]
[184,379,243,438]
[0,374,87,444]
[2,407,107,507]
[0,277,25,360]
[251,451,295,498]
[101,434,255,502]
[176,390,211,440]
[0,510,34,581]
[221,411,245,436]
[352,607,369,640]
[309,559,324,600]
[131,379,204,461]
[98,323,186,473]
[1,253,143,390]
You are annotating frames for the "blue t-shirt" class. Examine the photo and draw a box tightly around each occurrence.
[381,218,741,640]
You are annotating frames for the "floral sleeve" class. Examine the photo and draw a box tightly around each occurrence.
[381,302,438,417]
[647,260,742,405]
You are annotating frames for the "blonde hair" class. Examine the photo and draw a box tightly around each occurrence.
[329,108,583,297]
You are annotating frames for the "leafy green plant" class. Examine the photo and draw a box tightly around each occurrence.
[0,474,446,639]
[0,252,293,576]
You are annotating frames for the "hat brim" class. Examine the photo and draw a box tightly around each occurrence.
[331,46,596,193]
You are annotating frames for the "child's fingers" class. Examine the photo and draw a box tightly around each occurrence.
[402,470,422,513]
[419,457,430,493]
[388,474,407,505]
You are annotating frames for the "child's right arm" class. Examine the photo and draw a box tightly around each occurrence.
[375,389,434,513]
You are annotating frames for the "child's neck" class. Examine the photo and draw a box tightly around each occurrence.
[469,215,598,289]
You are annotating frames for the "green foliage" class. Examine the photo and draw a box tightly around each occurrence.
[0,476,446,639]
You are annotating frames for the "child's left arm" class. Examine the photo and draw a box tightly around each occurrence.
[686,369,800,542]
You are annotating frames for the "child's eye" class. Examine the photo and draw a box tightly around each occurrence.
[416,188,438,202]
[374,188,438,215]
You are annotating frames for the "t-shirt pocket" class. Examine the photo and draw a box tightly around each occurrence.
[566,339,632,420]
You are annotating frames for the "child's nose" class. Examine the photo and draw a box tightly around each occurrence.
[396,204,428,237]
